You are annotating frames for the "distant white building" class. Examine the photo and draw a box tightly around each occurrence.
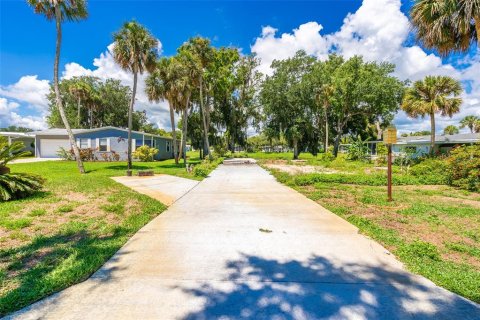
[392,133,480,156]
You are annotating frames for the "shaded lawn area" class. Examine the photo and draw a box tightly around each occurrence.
[0,156,202,316]
[268,168,480,303]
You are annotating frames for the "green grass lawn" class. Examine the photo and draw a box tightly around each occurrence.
[264,159,480,303]
[0,153,207,316]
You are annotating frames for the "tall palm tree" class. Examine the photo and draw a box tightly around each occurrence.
[176,49,199,166]
[113,21,158,172]
[27,0,87,174]
[315,84,334,152]
[180,37,213,159]
[444,124,460,135]
[460,115,479,132]
[174,59,193,167]
[145,57,181,164]
[402,75,462,154]
[68,77,91,127]
[411,0,480,56]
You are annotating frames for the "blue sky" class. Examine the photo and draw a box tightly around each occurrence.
[1,0,367,83]
[0,0,478,132]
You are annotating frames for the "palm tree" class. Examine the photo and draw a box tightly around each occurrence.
[68,78,87,127]
[180,37,213,159]
[315,84,334,152]
[402,75,462,154]
[411,0,480,56]
[460,115,479,132]
[113,21,158,172]
[475,119,480,133]
[176,49,200,165]
[27,0,87,174]
[145,57,181,164]
[444,124,460,135]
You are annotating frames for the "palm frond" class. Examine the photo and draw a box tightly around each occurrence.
[0,173,45,202]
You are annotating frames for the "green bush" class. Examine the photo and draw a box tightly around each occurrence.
[0,137,45,201]
[346,136,370,162]
[409,158,448,185]
[446,144,480,191]
[193,165,210,177]
[133,145,159,162]
[193,157,224,177]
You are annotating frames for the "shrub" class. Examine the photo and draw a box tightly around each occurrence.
[446,144,480,191]
[213,140,228,157]
[133,145,158,162]
[193,165,210,177]
[409,158,448,185]
[59,148,97,161]
[0,173,45,201]
[346,136,370,162]
[193,157,224,177]
[0,137,45,201]
[374,143,388,166]
[57,147,74,160]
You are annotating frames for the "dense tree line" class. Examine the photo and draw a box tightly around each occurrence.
[46,77,151,131]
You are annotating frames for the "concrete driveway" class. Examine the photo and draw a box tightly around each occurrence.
[7,165,479,319]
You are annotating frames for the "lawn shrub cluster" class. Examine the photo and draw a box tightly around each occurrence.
[57,147,121,162]
[446,144,480,191]
[409,158,449,185]
[193,157,224,177]
[132,146,159,162]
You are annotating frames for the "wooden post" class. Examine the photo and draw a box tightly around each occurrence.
[387,144,393,202]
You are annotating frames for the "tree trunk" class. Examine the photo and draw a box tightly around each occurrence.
[430,112,435,155]
[333,133,342,157]
[127,71,137,171]
[54,5,84,174]
[324,105,329,152]
[375,120,382,140]
[77,96,81,127]
[293,139,299,160]
[475,16,480,46]
[182,104,189,168]
[169,103,178,164]
[199,75,211,159]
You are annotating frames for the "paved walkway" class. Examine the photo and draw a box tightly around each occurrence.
[7,165,479,319]
[111,174,199,206]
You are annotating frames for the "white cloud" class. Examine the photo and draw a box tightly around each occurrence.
[0,97,46,130]
[251,0,479,133]
[62,42,173,130]
[0,75,50,114]
[251,22,329,75]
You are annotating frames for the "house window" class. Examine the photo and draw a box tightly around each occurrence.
[99,138,108,152]
[79,138,89,149]
[166,141,171,152]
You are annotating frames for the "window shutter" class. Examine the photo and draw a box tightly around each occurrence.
[87,139,91,148]
[95,138,99,151]
[76,138,80,148]
[107,138,111,152]
[132,139,136,151]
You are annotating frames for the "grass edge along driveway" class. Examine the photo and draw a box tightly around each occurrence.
[265,167,480,304]
[0,156,215,316]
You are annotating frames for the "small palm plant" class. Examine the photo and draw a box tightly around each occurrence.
[0,137,44,201]
[346,135,371,162]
